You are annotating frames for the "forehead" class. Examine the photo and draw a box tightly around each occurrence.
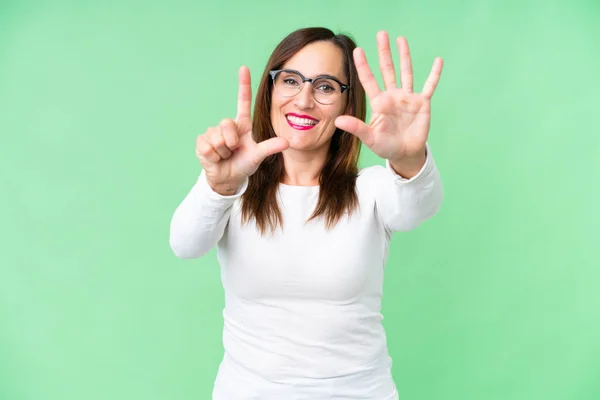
[282,41,345,78]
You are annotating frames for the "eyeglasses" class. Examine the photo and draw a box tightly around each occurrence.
[269,69,350,105]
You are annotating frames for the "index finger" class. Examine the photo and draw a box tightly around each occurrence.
[377,31,397,90]
[353,48,382,100]
[235,66,252,122]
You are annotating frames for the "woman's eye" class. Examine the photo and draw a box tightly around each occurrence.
[284,79,299,85]
[317,85,334,93]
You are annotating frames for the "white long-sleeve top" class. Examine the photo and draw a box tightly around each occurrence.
[170,145,443,400]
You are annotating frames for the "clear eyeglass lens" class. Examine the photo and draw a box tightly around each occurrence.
[274,71,342,105]
[312,78,341,104]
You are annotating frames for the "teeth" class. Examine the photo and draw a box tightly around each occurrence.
[287,115,318,126]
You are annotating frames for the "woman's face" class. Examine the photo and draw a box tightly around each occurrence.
[270,41,348,152]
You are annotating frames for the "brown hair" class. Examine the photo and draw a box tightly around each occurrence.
[241,27,367,235]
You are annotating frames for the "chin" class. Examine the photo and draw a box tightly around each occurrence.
[286,137,312,150]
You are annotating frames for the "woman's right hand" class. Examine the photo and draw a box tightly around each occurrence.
[196,66,289,195]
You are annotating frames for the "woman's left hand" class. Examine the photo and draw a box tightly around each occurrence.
[335,31,443,176]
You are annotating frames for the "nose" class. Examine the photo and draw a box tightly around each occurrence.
[293,83,315,109]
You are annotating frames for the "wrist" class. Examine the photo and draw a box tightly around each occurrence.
[389,150,427,179]
[208,180,244,196]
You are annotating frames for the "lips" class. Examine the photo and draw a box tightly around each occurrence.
[285,113,319,131]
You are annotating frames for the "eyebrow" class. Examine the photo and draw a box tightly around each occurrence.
[284,69,345,82]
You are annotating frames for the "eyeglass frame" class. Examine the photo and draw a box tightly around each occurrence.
[269,69,351,104]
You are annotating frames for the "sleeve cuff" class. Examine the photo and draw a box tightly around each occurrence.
[385,143,435,185]
[196,169,249,203]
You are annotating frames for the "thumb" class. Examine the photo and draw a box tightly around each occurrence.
[335,115,371,144]
[254,137,290,163]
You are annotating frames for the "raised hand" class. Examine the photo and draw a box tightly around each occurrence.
[195,66,290,195]
[335,31,443,176]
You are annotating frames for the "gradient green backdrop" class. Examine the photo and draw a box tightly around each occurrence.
[1,0,599,399]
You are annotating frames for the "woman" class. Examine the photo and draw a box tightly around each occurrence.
[170,27,444,400]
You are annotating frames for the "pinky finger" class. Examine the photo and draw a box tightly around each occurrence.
[422,57,444,99]
[196,136,221,164]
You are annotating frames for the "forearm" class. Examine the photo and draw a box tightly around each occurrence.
[169,170,246,259]
[379,144,444,232]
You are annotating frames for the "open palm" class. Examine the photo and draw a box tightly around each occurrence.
[335,32,443,164]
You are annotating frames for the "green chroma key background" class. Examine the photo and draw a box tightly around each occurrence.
[1,0,598,399]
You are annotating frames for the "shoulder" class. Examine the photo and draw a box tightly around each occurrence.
[356,164,389,198]
[358,164,387,180]
[357,163,397,186]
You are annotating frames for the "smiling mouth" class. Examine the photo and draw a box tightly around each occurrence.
[286,114,319,130]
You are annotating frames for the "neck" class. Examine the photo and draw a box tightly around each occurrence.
[280,146,329,186]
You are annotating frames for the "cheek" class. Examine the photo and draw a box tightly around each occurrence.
[270,98,290,119]
[270,102,282,124]
[322,105,345,127]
